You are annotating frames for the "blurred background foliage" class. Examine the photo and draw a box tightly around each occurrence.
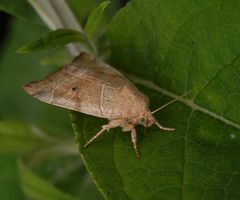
[0,0,128,199]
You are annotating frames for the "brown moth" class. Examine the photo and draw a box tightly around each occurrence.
[23,52,176,158]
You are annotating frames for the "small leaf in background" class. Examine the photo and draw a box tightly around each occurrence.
[0,154,24,200]
[17,28,86,53]
[33,155,104,200]
[68,0,100,25]
[84,1,110,41]
[0,120,52,153]
[0,0,40,23]
[72,0,240,199]
[18,160,79,200]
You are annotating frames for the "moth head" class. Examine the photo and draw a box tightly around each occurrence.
[138,116,147,127]
[138,111,155,127]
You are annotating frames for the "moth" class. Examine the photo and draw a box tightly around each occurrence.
[23,52,177,158]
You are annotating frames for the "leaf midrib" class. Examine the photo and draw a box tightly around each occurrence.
[128,74,240,130]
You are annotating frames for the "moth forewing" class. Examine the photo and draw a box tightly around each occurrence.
[23,52,176,158]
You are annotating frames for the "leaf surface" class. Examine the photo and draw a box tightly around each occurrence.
[0,154,24,200]
[72,0,240,199]
[19,160,79,200]
[84,1,110,40]
[17,28,86,53]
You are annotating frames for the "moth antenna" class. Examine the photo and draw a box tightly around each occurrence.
[154,120,175,131]
[151,91,191,114]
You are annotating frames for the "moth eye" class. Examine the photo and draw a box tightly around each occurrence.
[71,87,77,92]
[139,117,145,125]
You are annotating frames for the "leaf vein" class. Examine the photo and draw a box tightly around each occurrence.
[180,110,194,199]
[129,74,240,130]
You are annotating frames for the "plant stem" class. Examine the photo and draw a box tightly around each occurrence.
[28,0,90,56]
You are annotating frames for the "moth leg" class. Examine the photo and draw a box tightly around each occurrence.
[84,119,123,147]
[154,121,175,131]
[131,127,140,159]
[84,127,107,147]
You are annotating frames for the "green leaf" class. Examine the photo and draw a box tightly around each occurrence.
[84,1,110,40]
[0,0,40,23]
[18,160,79,200]
[72,0,240,199]
[34,155,104,200]
[68,0,100,25]
[0,120,51,153]
[0,154,24,200]
[17,28,86,53]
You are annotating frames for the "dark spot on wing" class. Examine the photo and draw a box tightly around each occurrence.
[72,87,77,92]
